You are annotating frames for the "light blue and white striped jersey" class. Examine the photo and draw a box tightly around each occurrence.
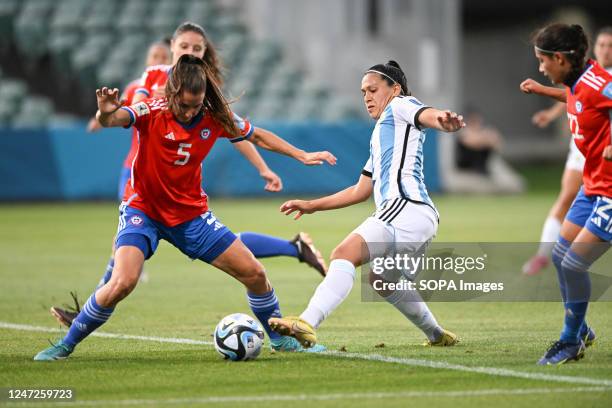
[362,96,438,217]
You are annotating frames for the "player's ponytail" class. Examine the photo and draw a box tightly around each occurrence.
[532,23,589,84]
[166,54,239,137]
[173,21,225,87]
[366,60,411,96]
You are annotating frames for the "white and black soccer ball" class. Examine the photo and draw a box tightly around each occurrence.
[214,313,264,361]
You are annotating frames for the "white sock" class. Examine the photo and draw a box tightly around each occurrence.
[537,217,562,256]
[300,259,355,328]
[384,285,441,341]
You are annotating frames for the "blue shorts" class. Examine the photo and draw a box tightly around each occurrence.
[566,187,612,242]
[115,205,237,263]
[118,167,131,202]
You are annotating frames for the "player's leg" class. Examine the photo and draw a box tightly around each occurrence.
[269,231,368,347]
[523,167,582,275]
[238,231,327,276]
[35,207,159,361]
[369,203,457,346]
[538,191,608,365]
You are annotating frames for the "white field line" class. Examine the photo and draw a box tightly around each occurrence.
[4,387,611,406]
[0,322,213,346]
[2,321,611,387]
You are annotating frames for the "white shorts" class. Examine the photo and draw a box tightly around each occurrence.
[565,139,585,172]
[352,198,439,261]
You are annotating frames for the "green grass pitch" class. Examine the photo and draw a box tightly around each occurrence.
[0,193,610,407]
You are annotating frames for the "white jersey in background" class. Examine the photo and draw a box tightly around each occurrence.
[362,96,438,219]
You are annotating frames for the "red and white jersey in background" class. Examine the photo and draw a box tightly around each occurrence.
[134,64,172,98]
[120,98,254,227]
[120,79,141,169]
[565,59,612,197]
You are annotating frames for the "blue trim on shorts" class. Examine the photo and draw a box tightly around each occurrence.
[116,233,151,259]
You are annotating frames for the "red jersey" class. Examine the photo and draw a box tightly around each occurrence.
[121,98,254,226]
[135,64,172,99]
[565,60,612,197]
[121,79,141,168]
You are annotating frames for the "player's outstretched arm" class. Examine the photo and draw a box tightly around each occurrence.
[280,175,372,219]
[232,141,283,192]
[519,78,567,102]
[249,127,337,166]
[418,108,466,132]
[95,87,132,128]
[532,101,566,128]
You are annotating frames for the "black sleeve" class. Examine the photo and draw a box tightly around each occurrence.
[361,169,372,177]
[414,106,431,131]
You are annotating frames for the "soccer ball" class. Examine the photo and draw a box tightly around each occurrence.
[214,313,264,361]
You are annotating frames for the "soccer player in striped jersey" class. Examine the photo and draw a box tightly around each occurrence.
[269,61,465,348]
[34,55,336,360]
[521,23,612,365]
[521,26,612,275]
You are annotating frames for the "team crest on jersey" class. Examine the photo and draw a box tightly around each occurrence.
[200,128,211,140]
[132,101,150,117]
[575,100,583,113]
[130,215,143,226]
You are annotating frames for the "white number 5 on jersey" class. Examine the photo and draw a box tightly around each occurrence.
[175,143,192,165]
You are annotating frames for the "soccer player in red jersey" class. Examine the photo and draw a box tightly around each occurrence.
[520,23,612,365]
[521,27,612,276]
[34,55,336,360]
[132,22,327,274]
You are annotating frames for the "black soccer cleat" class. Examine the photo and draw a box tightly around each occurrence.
[291,232,327,277]
[49,291,81,328]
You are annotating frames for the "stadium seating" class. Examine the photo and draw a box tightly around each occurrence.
[0,0,365,125]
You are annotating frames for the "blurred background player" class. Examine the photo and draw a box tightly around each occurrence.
[455,106,503,175]
[521,26,612,276]
[269,61,464,348]
[522,23,611,365]
[34,54,336,360]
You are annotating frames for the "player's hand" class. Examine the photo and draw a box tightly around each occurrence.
[299,151,337,166]
[280,200,315,220]
[520,78,544,94]
[86,117,103,133]
[603,145,612,161]
[96,87,122,114]
[260,169,283,192]
[532,109,554,128]
[436,110,465,132]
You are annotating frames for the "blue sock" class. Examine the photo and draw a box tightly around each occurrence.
[63,293,115,348]
[247,289,282,340]
[96,258,114,289]
[551,237,570,303]
[239,232,298,258]
[559,250,591,344]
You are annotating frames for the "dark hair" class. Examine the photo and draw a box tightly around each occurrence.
[173,22,225,87]
[532,23,589,81]
[596,26,612,38]
[366,60,410,96]
[165,54,238,137]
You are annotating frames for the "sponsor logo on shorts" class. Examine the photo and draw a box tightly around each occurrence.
[130,215,143,226]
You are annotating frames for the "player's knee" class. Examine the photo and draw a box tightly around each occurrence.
[330,244,351,262]
[107,276,138,302]
[241,261,268,289]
